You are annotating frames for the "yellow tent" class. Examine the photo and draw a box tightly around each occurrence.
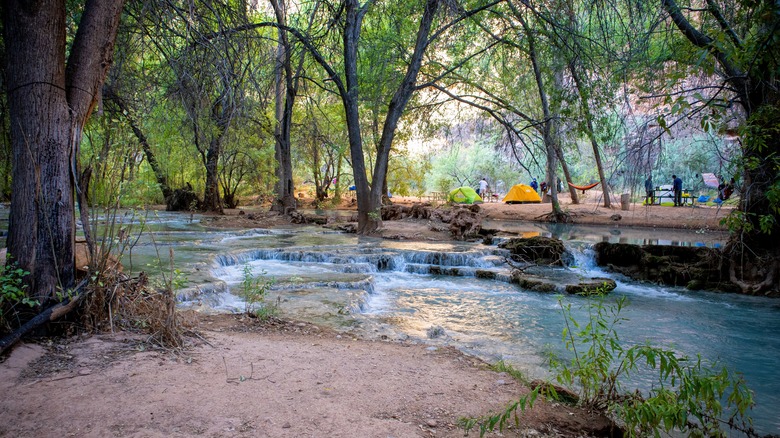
[503,184,541,204]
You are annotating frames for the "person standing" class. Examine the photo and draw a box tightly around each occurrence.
[478,177,488,196]
[644,175,654,205]
[672,174,683,206]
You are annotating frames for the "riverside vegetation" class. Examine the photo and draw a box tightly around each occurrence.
[463,289,756,437]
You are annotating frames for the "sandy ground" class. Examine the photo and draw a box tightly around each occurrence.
[0,193,729,438]
[1,315,611,438]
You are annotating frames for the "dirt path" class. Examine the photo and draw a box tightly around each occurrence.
[1,315,610,438]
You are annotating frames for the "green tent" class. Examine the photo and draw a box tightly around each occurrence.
[448,187,482,204]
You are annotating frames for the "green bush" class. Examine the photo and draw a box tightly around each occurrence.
[0,260,36,331]
[239,265,277,321]
[552,294,754,437]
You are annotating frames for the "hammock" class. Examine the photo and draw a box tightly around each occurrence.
[567,181,600,192]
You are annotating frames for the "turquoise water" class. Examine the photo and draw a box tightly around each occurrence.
[2,210,775,434]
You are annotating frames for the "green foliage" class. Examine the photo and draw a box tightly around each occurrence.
[459,387,540,436]
[387,149,431,198]
[239,265,277,321]
[0,260,36,330]
[428,139,521,194]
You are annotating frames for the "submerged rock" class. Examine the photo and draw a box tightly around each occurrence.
[564,278,617,296]
[509,272,558,292]
[509,271,616,295]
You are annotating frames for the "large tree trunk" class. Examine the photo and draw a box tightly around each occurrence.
[203,137,224,214]
[3,0,124,304]
[341,0,374,233]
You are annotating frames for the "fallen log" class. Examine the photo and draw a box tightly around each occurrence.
[0,280,87,355]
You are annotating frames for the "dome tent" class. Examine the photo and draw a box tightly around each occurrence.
[503,184,541,204]
[448,187,482,204]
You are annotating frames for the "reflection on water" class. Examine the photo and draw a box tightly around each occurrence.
[484,220,726,248]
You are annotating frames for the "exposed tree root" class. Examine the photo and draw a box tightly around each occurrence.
[537,211,573,223]
[729,258,778,295]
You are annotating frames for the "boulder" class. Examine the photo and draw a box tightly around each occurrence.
[509,272,558,293]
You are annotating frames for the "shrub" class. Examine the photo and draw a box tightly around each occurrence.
[0,260,36,331]
[239,265,277,320]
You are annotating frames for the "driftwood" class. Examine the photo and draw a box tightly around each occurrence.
[0,280,87,355]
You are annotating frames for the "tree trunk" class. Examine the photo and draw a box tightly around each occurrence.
[270,0,297,214]
[555,145,578,204]
[203,137,224,213]
[568,61,611,208]
[523,13,566,220]
[341,0,374,233]
[3,0,124,303]
[368,0,440,230]
[103,85,173,202]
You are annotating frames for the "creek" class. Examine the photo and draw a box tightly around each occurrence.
[5,209,779,435]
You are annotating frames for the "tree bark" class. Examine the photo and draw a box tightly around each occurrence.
[3,0,124,303]
[341,0,374,233]
[203,135,225,214]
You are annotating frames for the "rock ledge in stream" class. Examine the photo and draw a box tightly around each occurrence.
[498,236,573,266]
[592,242,738,292]
[509,271,617,295]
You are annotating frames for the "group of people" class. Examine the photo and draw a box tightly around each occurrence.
[645,174,685,206]
[529,177,561,195]
[645,173,737,206]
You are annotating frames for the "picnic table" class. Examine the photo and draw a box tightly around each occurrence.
[650,188,695,206]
